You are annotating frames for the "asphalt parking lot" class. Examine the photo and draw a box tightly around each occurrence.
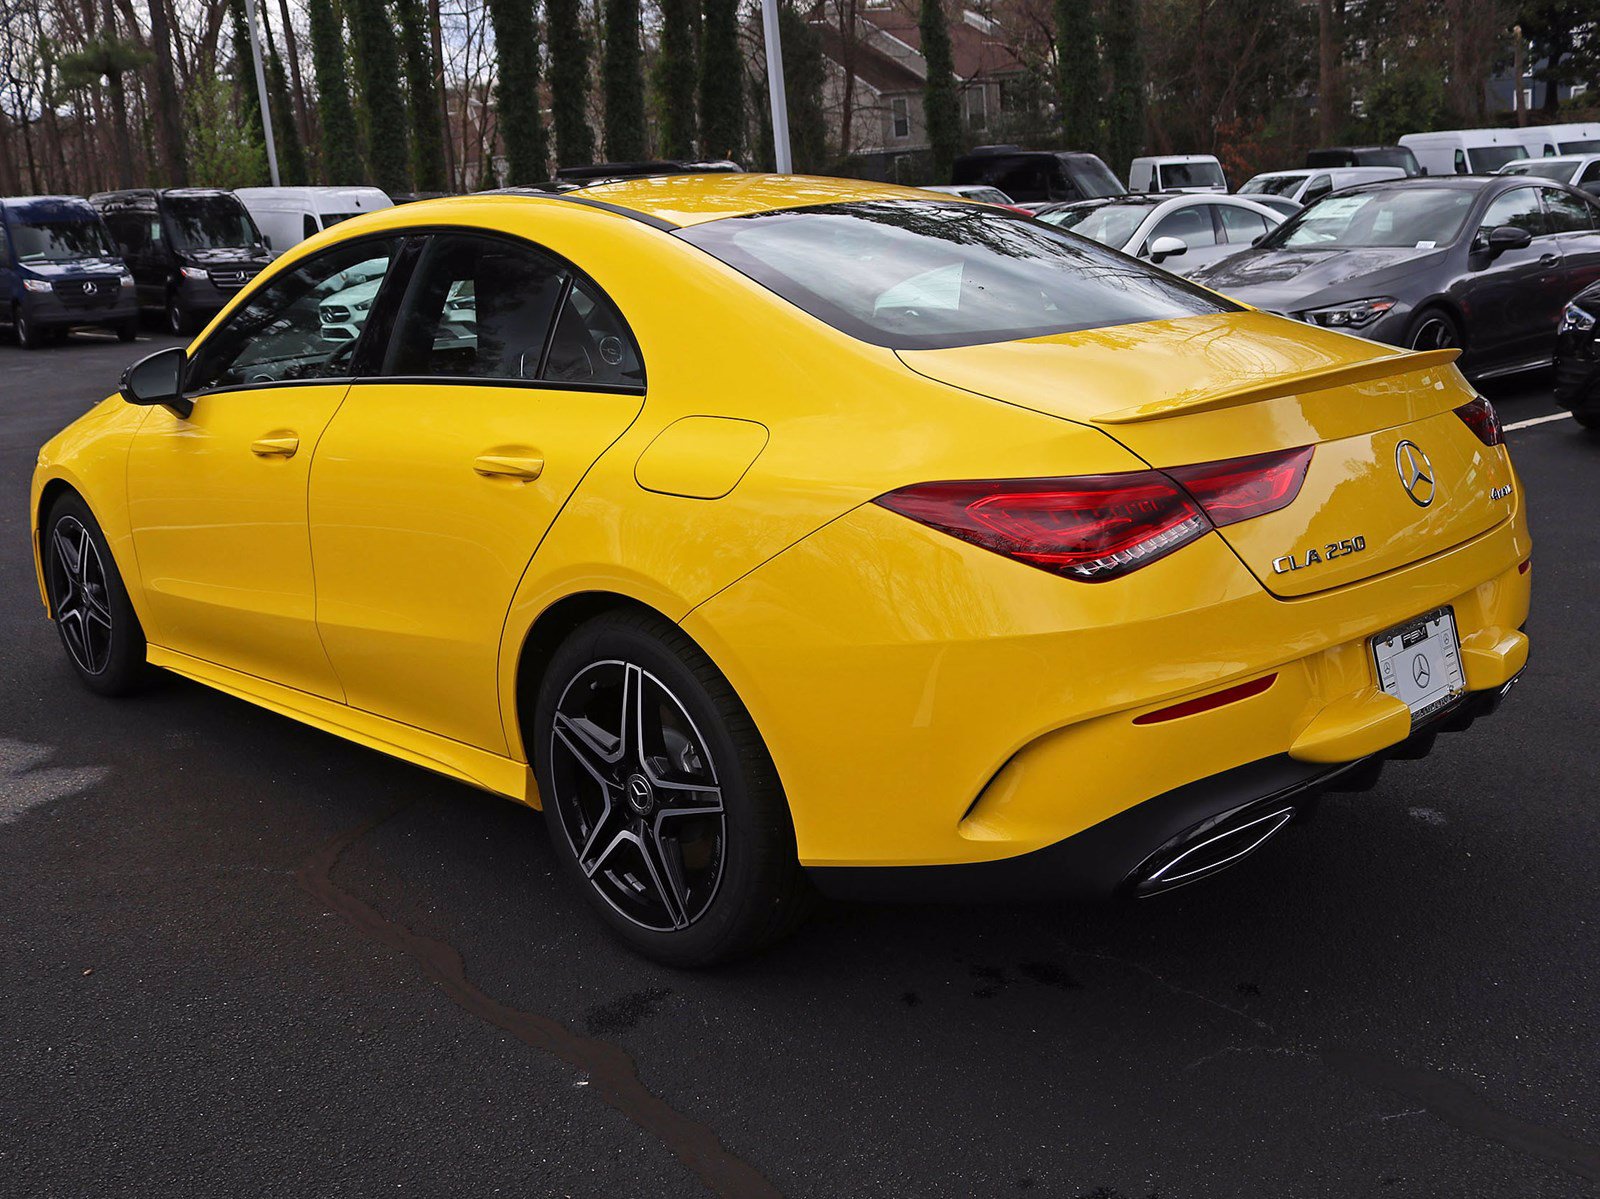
[2,329,1596,1198]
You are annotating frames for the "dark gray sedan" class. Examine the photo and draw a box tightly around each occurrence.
[1190,175,1600,378]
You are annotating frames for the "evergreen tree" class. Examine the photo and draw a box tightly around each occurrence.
[547,0,596,167]
[776,2,825,173]
[654,0,698,159]
[349,0,412,193]
[185,74,268,187]
[698,0,743,160]
[225,0,267,157]
[1055,0,1099,151]
[396,0,449,190]
[487,0,549,183]
[307,0,364,184]
[1103,0,1144,176]
[261,2,310,184]
[603,0,646,159]
[918,0,961,180]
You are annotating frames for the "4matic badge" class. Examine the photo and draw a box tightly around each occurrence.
[1273,535,1367,575]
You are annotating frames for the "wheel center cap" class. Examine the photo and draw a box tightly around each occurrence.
[624,772,655,816]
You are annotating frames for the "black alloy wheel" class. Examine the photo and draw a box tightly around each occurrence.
[42,494,148,696]
[1407,306,1463,352]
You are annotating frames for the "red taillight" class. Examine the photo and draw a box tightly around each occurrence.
[1167,446,1315,528]
[875,472,1209,582]
[875,447,1314,583]
[1455,396,1504,446]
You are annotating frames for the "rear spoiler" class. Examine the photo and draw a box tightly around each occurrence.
[1094,348,1461,425]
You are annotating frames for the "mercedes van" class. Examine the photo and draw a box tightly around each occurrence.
[1,195,137,349]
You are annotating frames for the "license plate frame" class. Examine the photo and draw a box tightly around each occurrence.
[1370,607,1466,724]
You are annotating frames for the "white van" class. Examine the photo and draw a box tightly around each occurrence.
[1397,130,1529,176]
[233,186,393,254]
[1128,155,1227,194]
[1236,166,1405,205]
[1490,124,1600,159]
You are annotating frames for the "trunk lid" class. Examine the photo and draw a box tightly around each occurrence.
[897,311,1516,597]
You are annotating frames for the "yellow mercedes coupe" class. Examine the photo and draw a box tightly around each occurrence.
[30,175,1531,964]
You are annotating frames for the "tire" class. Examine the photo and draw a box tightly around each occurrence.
[1406,305,1464,354]
[533,609,812,966]
[166,292,193,337]
[15,304,43,350]
[117,320,138,343]
[41,492,148,697]
[1573,408,1600,431]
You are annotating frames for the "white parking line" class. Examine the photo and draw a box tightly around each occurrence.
[1504,412,1574,432]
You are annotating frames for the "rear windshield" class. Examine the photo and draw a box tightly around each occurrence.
[1038,203,1148,248]
[10,215,114,262]
[1240,174,1304,196]
[1159,161,1225,189]
[1263,188,1475,249]
[677,200,1234,350]
[1558,139,1600,153]
[1503,160,1578,180]
[167,196,262,252]
[1468,145,1527,173]
[1063,157,1126,199]
[1355,148,1418,173]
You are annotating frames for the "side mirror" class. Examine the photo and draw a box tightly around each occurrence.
[1148,235,1188,263]
[1485,224,1534,258]
[1582,181,1600,197]
[262,234,273,251]
[119,346,192,418]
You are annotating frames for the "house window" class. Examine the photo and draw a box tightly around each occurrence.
[966,86,988,131]
[891,97,910,139]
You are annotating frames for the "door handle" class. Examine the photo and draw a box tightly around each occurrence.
[251,435,299,457]
[473,454,545,480]
[1539,253,1560,265]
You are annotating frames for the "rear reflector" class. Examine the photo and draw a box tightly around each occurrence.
[1455,396,1504,446]
[1133,673,1278,725]
[1167,446,1315,528]
[874,448,1313,583]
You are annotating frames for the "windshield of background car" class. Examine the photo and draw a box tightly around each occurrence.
[1468,146,1528,172]
[1160,162,1225,188]
[1038,203,1148,247]
[677,200,1235,350]
[1560,139,1600,152]
[166,197,261,252]
[1506,160,1580,180]
[1240,175,1304,196]
[10,216,114,261]
[1064,158,1127,199]
[1358,148,1419,172]
[1262,188,1475,249]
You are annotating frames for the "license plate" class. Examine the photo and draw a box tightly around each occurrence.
[1371,608,1466,722]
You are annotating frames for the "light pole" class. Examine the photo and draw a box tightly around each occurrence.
[243,0,281,186]
[760,0,792,173]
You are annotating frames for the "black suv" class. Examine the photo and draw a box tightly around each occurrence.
[90,188,272,334]
[951,147,1126,204]
[1305,145,1421,176]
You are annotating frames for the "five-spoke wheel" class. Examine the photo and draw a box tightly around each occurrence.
[42,494,147,695]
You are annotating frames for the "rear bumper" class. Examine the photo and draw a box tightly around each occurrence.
[808,674,1521,902]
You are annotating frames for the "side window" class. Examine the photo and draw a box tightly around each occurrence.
[303,213,319,240]
[384,233,570,380]
[1479,187,1547,238]
[1454,149,1468,174]
[1219,205,1272,243]
[1541,187,1594,232]
[1582,161,1600,185]
[1301,174,1333,203]
[1148,205,1217,250]
[544,277,645,388]
[185,237,397,391]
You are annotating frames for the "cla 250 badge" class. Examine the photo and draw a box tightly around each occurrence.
[1273,535,1367,575]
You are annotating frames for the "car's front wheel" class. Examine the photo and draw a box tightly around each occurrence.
[14,304,43,350]
[1407,305,1464,353]
[533,610,812,965]
[166,292,194,336]
[42,493,148,696]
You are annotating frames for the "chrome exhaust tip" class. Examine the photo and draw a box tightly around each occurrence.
[1129,804,1297,897]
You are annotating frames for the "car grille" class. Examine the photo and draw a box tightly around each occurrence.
[207,268,258,289]
[322,305,351,322]
[50,278,121,308]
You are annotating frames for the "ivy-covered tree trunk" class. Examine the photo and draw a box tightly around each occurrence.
[396,0,449,190]
[918,0,961,181]
[149,0,188,185]
[349,0,413,193]
[603,0,646,160]
[698,0,743,160]
[776,3,826,173]
[1103,0,1143,178]
[1054,0,1099,153]
[307,0,364,184]
[654,0,698,159]
[260,0,310,184]
[487,0,549,184]
[226,0,268,175]
[547,0,596,167]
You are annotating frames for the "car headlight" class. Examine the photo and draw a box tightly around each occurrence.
[119,272,135,289]
[180,266,209,281]
[1301,297,1397,328]
[22,278,52,293]
[1559,301,1596,335]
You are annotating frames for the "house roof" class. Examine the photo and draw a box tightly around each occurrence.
[854,2,1025,80]
[813,22,925,94]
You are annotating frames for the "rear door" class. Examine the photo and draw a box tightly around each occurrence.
[308,231,646,752]
[1539,183,1600,300]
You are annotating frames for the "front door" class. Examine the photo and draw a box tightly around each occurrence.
[309,231,646,751]
[125,236,399,697]
[1467,186,1562,369]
